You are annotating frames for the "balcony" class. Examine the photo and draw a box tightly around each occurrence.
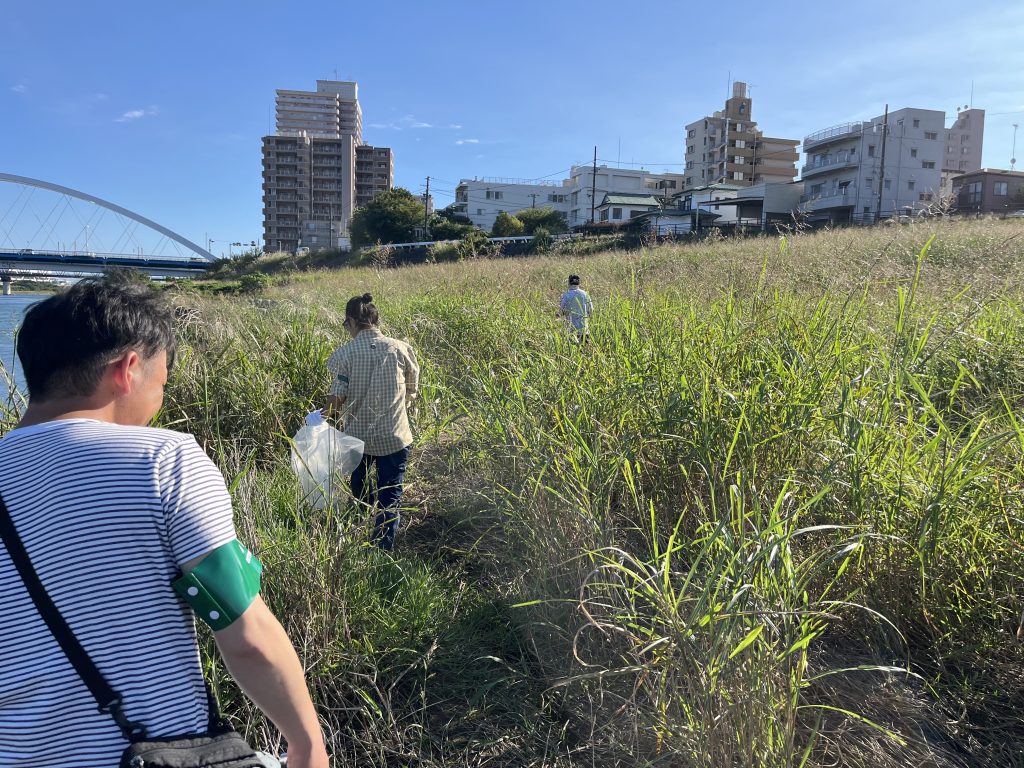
[803,122,868,151]
[801,155,858,178]
[800,188,856,208]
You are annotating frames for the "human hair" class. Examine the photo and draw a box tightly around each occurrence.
[344,292,379,329]
[16,271,178,401]
[568,274,581,286]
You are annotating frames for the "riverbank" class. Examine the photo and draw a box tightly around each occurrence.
[16,219,1024,767]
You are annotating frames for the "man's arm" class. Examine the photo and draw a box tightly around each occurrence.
[404,345,420,403]
[213,597,327,768]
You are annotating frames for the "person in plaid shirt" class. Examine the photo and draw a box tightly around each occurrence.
[326,293,419,550]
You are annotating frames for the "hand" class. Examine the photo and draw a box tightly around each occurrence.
[283,742,329,768]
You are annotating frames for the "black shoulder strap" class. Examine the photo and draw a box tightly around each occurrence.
[0,493,147,740]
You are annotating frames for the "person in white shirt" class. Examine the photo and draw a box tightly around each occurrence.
[558,273,594,342]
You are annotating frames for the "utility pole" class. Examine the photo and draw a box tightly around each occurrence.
[529,193,538,208]
[423,176,430,237]
[590,145,597,224]
[875,104,889,223]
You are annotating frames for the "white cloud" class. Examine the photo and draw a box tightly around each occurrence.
[411,121,432,129]
[115,105,158,123]
[11,84,27,93]
[455,138,480,145]
[449,123,462,129]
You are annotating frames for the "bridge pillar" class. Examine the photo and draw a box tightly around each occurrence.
[1,276,10,296]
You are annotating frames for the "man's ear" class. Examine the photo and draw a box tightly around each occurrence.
[109,350,142,395]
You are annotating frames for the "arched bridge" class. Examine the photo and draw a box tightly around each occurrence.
[0,173,218,289]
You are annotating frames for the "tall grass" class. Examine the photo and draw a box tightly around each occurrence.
[5,219,1022,766]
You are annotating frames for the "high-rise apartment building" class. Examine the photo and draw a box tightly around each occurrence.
[683,82,799,192]
[262,80,392,253]
[941,107,985,197]
[800,107,945,224]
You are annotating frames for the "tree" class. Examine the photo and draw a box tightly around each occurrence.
[514,207,567,235]
[349,188,425,248]
[428,213,477,241]
[492,212,525,237]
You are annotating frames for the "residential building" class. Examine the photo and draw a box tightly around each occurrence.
[595,193,661,223]
[674,183,743,226]
[951,168,1024,214]
[262,80,392,253]
[275,80,362,139]
[941,108,985,197]
[355,145,393,208]
[448,165,687,231]
[450,178,570,232]
[683,82,800,192]
[800,107,945,224]
[711,181,805,231]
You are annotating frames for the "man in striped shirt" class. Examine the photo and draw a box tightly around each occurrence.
[327,292,419,551]
[0,274,327,768]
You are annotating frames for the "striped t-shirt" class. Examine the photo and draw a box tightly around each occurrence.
[0,418,238,767]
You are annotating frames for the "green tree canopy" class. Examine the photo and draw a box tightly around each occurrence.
[492,212,525,237]
[514,207,567,235]
[428,213,477,241]
[350,188,425,248]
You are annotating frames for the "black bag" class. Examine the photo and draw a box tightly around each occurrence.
[0,495,265,768]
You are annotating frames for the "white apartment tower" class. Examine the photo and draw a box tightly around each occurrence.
[801,107,945,224]
[262,80,392,253]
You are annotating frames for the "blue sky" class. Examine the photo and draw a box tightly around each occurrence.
[2,1,1022,255]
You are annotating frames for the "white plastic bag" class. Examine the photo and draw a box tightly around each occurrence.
[290,410,365,509]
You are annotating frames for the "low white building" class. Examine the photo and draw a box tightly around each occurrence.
[449,178,569,232]
[673,183,743,226]
[449,164,687,231]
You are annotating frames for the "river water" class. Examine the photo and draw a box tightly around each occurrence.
[0,295,43,401]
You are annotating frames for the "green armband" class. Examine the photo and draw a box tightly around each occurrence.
[172,540,263,631]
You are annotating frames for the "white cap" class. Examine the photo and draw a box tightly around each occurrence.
[305,410,325,427]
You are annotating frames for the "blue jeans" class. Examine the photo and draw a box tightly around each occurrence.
[351,445,410,551]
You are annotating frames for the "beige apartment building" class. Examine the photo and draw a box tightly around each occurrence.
[262,80,393,253]
[941,107,985,198]
[683,82,799,191]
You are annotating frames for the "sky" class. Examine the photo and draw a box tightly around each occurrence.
[2,0,1023,256]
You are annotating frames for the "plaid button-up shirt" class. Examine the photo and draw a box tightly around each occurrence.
[327,327,419,456]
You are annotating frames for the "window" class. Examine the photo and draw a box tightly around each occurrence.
[913,118,920,128]
[864,207,871,214]
[734,139,746,148]
[884,179,891,190]
[924,131,938,140]
[961,147,970,155]
[686,176,693,185]
[736,123,745,131]
[919,193,933,201]
[865,178,873,188]
[477,208,483,215]
[734,156,745,164]
[908,181,916,190]
[868,144,876,157]
[959,161,967,170]
[961,134,970,143]
[739,103,746,114]
[687,145,695,154]
[966,182,982,204]
[686,160,694,169]
[733,171,744,180]
[612,207,622,220]
[600,209,609,222]
[547,194,566,203]
[687,129,695,138]
[922,161,935,169]
[911,148,918,158]
[485,190,503,200]
[995,182,1009,196]
[810,183,823,196]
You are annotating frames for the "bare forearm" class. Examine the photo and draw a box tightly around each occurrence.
[215,600,324,758]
